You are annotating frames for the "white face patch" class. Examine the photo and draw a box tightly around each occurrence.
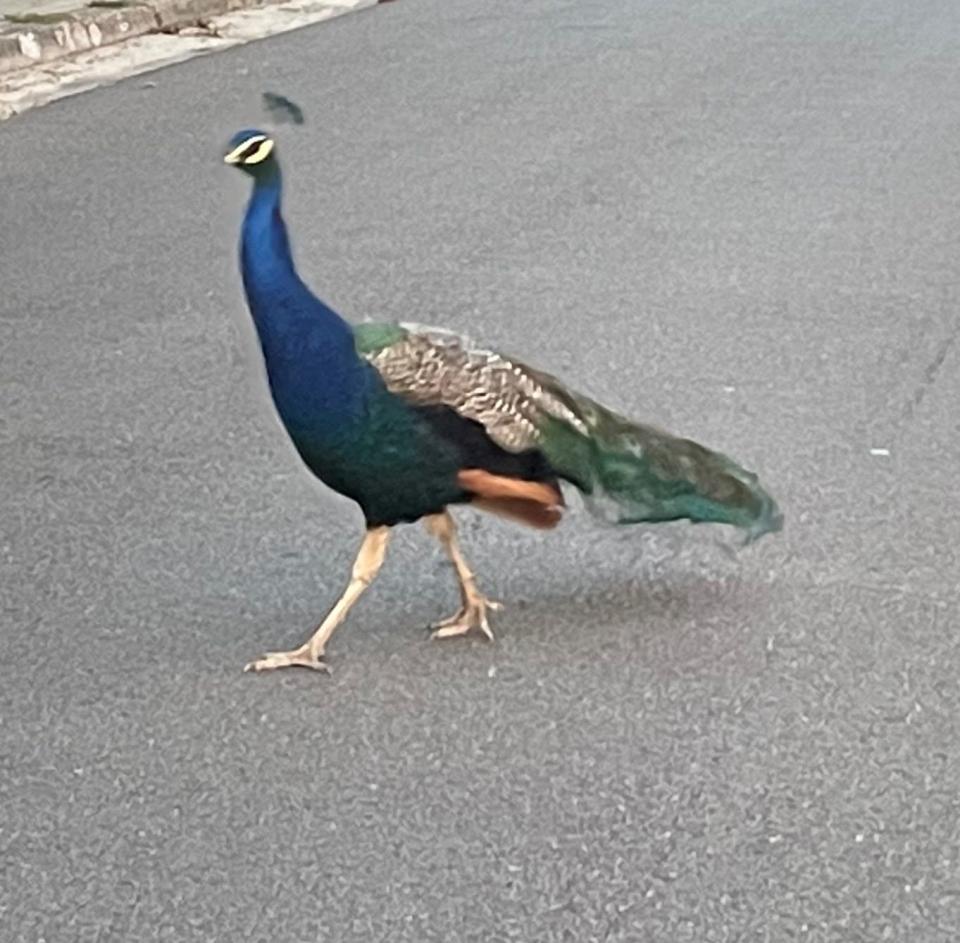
[223,134,270,165]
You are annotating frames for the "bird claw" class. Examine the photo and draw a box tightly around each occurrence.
[430,596,500,641]
[243,648,331,674]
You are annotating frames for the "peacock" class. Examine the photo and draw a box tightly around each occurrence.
[223,127,782,674]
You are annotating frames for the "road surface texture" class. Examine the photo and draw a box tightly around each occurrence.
[2,1,959,940]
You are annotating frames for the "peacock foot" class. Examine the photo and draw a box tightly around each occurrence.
[430,594,501,641]
[243,645,330,674]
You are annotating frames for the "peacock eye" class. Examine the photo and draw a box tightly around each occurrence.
[240,139,266,161]
[241,137,275,165]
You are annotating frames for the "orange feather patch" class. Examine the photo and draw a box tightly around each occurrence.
[457,469,564,530]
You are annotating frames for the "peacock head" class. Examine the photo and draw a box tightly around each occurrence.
[223,129,277,177]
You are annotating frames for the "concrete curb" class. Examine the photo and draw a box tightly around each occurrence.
[0,0,379,121]
[0,0,281,77]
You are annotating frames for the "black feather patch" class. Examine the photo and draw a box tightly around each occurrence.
[262,92,305,126]
[414,404,560,486]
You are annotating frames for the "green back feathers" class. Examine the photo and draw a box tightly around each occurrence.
[355,322,407,355]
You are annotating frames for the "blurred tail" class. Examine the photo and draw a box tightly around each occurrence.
[545,405,783,544]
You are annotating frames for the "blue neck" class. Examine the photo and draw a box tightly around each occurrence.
[239,165,367,435]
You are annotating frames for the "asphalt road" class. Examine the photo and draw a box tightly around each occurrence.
[3,1,959,940]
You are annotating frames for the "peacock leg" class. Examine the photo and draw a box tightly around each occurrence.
[423,511,500,641]
[244,526,391,673]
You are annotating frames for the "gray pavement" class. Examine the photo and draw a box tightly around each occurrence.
[2,0,959,940]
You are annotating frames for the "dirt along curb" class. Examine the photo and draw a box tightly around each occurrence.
[0,0,380,120]
[0,1,283,76]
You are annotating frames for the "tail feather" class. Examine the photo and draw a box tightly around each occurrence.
[540,404,783,543]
